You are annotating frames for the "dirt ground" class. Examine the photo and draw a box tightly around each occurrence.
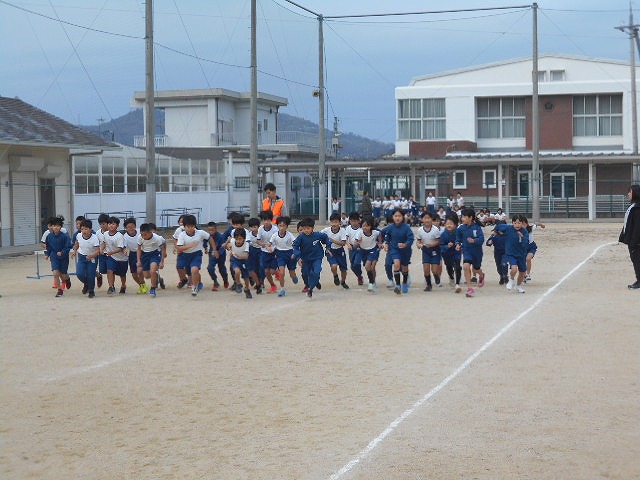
[1,222,638,480]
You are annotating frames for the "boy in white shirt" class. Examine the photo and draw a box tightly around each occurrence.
[176,214,213,297]
[321,213,350,289]
[71,219,100,298]
[102,216,129,295]
[267,216,299,297]
[123,218,148,294]
[344,212,364,285]
[230,228,253,299]
[95,213,110,289]
[256,210,279,293]
[415,212,442,291]
[137,223,166,297]
[173,215,190,289]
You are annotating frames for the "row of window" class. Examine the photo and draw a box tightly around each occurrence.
[427,169,576,198]
[397,94,623,140]
[73,156,225,194]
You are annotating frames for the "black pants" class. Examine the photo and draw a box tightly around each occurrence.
[630,245,640,282]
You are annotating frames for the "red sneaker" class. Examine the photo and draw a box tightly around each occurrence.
[301,286,309,293]
[211,285,219,291]
[97,274,103,288]
[268,285,278,294]
[223,280,229,289]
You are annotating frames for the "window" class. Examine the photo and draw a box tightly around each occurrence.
[477,97,526,138]
[127,157,146,193]
[518,171,531,197]
[398,99,422,140]
[235,176,250,189]
[453,170,466,189]
[551,173,576,199]
[291,176,301,190]
[263,119,268,132]
[156,158,170,192]
[550,70,565,82]
[191,159,208,192]
[425,173,438,189]
[422,98,446,139]
[101,157,125,193]
[172,159,190,192]
[537,71,547,83]
[74,156,99,194]
[483,169,497,189]
[573,94,622,136]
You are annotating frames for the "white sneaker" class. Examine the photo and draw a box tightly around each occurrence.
[367,283,374,292]
[524,274,532,283]
[191,285,198,297]
[387,279,395,288]
[455,284,462,293]
[516,285,525,293]
[506,279,514,290]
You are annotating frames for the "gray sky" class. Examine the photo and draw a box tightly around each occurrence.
[0,0,636,142]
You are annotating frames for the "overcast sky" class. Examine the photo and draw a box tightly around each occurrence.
[0,0,637,142]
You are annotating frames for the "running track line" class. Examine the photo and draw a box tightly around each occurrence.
[328,242,616,480]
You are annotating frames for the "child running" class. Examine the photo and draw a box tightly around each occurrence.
[205,221,229,291]
[95,213,110,289]
[268,216,299,297]
[383,207,414,295]
[71,219,100,298]
[229,228,253,298]
[486,226,508,285]
[415,212,442,292]
[175,215,212,297]
[173,214,189,289]
[256,210,279,293]
[523,218,546,282]
[355,215,382,292]
[137,223,166,297]
[495,214,530,293]
[44,216,72,297]
[320,213,350,289]
[344,211,364,286]
[292,217,330,298]
[123,218,148,294]
[440,214,463,293]
[455,208,485,298]
[101,216,129,295]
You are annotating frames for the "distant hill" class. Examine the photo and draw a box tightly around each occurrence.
[79,109,393,158]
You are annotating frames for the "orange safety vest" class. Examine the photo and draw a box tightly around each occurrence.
[262,197,285,223]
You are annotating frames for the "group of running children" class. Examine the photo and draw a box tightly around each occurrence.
[41,207,544,299]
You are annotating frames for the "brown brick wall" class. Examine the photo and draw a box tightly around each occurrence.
[409,140,477,157]
[526,95,574,150]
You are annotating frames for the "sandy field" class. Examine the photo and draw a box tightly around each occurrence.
[1,222,639,480]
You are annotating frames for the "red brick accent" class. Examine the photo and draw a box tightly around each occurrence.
[526,95,573,150]
[409,140,477,157]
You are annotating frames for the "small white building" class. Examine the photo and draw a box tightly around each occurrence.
[0,96,113,250]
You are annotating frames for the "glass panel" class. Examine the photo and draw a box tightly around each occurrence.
[173,175,189,192]
[157,159,169,175]
[113,159,124,174]
[584,117,597,136]
[502,98,514,116]
[74,157,86,174]
[513,118,525,137]
[102,157,114,174]
[573,96,584,115]
[87,176,100,194]
[103,176,114,193]
[599,117,611,136]
[398,121,410,140]
[551,175,562,197]
[398,100,409,119]
[87,158,99,174]
[477,98,488,117]
[75,175,87,194]
[573,117,584,136]
[114,176,125,193]
[127,158,138,174]
[157,176,169,192]
[611,116,622,135]
[519,173,530,197]
[610,95,622,113]
[488,98,500,116]
[409,120,421,139]
[409,99,421,118]
[484,170,495,187]
[513,98,525,116]
[565,175,576,198]
[599,95,611,114]
[584,96,597,114]
[502,119,514,138]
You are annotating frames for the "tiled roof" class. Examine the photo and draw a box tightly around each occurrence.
[0,96,113,148]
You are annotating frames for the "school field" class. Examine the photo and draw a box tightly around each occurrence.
[1,222,638,480]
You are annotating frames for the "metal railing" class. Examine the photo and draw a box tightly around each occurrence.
[133,135,169,147]
[211,130,332,149]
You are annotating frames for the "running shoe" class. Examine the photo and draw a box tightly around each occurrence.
[119,287,126,295]
[88,291,95,298]
[478,273,485,288]
[159,276,166,289]
[455,284,462,293]
[82,284,89,295]
[55,288,63,297]
[268,285,278,294]
[449,277,455,286]
[223,280,229,289]
[401,283,409,294]
[424,285,432,292]
[341,282,350,290]
[357,275,363,286]
[192,285,198,297]
[317,282,322,290]
[506,279,514,290]
[394,286,401,295]
[65,278,71,290]
[97,274,103,288]
[367,283,374,292]
[307,289,313,298]
[388,279,395,288]
[292,276,299,284]
[302,286,309,293]
[211,285,219,291]
[278,288,286,297]
[465,287,475,297]
[516,285,526,293]
[235,284,243,293]
[333,275,340,286]
[198,282,203,291]
[51,281,59,289]
[245,288,253,299]
[107,286,116,295]
[149,287,156,297]
[177,278,188,289]
[256,284,262,294]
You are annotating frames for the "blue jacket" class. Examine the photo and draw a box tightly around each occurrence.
[45,231,72,257]
[439,228,459,258]
[486,232,506,254]
[292,231,329,262]
[495,224,529,258]
[455,224,484,254]
[382,222,414,249]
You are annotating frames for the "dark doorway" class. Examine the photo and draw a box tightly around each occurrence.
[39,178,55,235]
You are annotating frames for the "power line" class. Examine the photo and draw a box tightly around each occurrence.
[324,5,530,20]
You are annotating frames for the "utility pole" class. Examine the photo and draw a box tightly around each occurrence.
[145,0,156,224]
[250,0,259,217]
[318,15,327,223]
[531,2,540,220]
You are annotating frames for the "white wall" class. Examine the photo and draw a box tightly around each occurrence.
[165,105,210,147]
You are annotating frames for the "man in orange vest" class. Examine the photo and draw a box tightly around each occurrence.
[261,182,286,224]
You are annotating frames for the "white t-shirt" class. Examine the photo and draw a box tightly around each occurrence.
[76,232,100,256]
[356,229,380,250]
[96,228,107,245]
[172,225,185,240]
[331,201,340,212]
[528,224,541,243]
[426,196,436,206]
[493,212,506,222]
[415,225,441,247]
[344,225,362,247]
[137,233,165,253]
[269,230,295,251]
[123,230,139,253]
[257,224,277,252]
[103,231,128,261]
[177,229,210,254]
[456,196,465,207]
[41,227,67,242]
[247,230,260,249]
[371,199,381,209]
[320,226,347,249]
[231,239,249,259]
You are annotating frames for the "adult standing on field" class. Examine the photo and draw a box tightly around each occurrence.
[619,184,640,289]
[360,190,372,216]
[262,183,286,224]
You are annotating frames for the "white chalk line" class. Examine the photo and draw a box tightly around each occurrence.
[328,242,616,480]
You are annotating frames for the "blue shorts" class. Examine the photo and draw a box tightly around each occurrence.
[360,247,380,263]
[231,256,249,279]
[504,254,527,272]
[97,253,108,274]
[326,247,348,271]
[527,241,538,256]
[106,257,128,276]
[275,249,296,270]
[247,246,261,274]
[388,247,412,266]
[50,254,70,274]
[141,250,161,272]
[462,248,483,270]
[182,251,203,270]
[373,207,382,218]
[260,251,278,271]
[176,252,187,270]
[421,246,442,265]
[128,251,138,272]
